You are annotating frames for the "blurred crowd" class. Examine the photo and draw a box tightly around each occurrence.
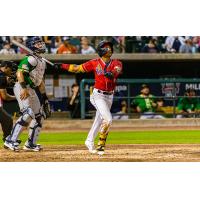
[1,36,200,55]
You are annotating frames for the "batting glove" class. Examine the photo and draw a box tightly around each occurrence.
[104,71,114,79]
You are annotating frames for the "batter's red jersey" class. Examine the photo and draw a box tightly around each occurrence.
[82,58,123,91]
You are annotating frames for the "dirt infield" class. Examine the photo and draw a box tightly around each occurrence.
[1,119,200,162]
[1,144,200,162]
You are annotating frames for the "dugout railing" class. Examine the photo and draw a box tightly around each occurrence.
[80,78,200,119]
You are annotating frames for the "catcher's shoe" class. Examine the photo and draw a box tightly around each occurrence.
[23,142,42,152]
[3,140,21,149]
[4,140,19,152]
[96,145,105,155]
[85,141,97,154]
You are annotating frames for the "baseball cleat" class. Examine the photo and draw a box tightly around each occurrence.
[96,146,105,155]
[16,140,22,145]
[85,141,97,154]
[4,140,20,152]
[3,145,8,149]
[23,142,42,152]
[4,140,23,149]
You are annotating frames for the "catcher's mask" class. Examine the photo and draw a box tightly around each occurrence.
[26,36,46,54]
[96,40,113,57]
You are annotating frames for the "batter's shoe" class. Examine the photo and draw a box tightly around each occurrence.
[4,140,19,152]
[85,141,97,154]
[96,146,105,155]
[23,142,42,152]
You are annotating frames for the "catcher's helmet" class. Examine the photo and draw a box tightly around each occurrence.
[96,40,113,57]
[26,36,46,53]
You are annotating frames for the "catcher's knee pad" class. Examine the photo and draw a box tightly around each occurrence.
[20,107,35,127]
[9,107,35,142]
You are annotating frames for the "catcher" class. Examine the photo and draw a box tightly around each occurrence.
[4,37,51,151]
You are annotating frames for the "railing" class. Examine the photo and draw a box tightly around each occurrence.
[1,53,200,62]
[80,78,200,119]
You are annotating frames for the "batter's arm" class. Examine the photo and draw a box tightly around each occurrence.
[56,60,94,73]
[61,64,85,73]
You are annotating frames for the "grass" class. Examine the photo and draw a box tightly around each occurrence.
[1,130,200,145]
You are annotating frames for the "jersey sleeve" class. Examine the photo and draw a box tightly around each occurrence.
[151,95,157,103]
[194,99,200,110]
[177,98,184,111]
[18,56,37,73]
[112,60,123,78]
[131,95,140,106]
[82,60,94,72]
[18,56,35,87]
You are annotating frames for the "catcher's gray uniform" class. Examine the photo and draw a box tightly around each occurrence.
[8,55,46,146]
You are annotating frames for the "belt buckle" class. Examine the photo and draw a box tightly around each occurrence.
[104,91,112,95]
[97,89,112,95]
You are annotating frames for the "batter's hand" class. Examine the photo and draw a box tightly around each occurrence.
[54,63,62,70]
[54,63,70,71]
[112,66,122,77]
[104,71,114,79]
[20,88,30,100]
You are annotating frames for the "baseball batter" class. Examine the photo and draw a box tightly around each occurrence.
[4,37,51,151]
[58,40,123,155]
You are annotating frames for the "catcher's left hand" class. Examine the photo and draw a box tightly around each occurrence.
[42,100,51,119]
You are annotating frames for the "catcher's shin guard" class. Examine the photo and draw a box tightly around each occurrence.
[28,113,43,145]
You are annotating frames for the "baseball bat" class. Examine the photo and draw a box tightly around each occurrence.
[11,40,54,66]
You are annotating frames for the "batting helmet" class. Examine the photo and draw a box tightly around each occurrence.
[96,40,113,57]
[26,37,46,53]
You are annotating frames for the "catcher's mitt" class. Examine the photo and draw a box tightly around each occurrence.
[41,93,51,119]
[43,100,51,119]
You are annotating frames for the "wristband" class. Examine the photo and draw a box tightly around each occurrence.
[20,82,27,89]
